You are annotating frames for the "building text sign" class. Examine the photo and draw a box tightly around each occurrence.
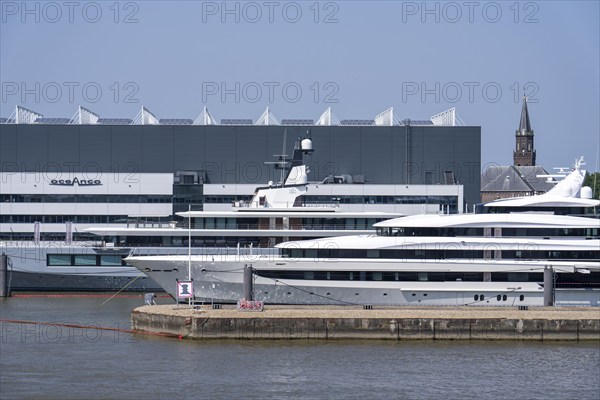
[50,177,102,186]
[50,178,102,186]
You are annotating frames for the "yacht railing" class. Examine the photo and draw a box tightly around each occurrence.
[191,224,375,231]
[126,221,177,229]
[126,245,281,258]
[232,201,340,209]
[149,221,377,231]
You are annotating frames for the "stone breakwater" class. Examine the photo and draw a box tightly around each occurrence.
[131,305,600,341]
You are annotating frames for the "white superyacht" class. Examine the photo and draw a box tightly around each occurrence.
[126,158,600,306]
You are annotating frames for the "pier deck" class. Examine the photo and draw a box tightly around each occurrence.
[132,305,600,341]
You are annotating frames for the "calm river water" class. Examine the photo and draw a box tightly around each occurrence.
[1,296,599,400]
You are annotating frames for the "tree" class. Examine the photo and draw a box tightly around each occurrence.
[583,172,600,199]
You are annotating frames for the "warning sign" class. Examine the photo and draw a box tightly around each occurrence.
[176,281,193,299]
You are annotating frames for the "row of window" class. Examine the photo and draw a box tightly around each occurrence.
[2,215,129,224]
[104,235,265,247]
[203,195,252,204]
[256,271,544,282]
[305,195,458,206]
[376,227,595,238]
[281,248,600,261]
[251,291,527,301]
[474,294,525,302]
[1,194,172,203]
[47,254,127,267]
[201,195,458,206]
[191,217,385,230]
[256,270,600,286]
[0,233,98,242]
[482,205,596,217]
[2,194,461,208]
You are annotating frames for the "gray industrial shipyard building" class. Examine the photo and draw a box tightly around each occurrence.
[0,124,481,205]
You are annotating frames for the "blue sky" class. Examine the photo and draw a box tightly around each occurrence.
[1,1,599,170]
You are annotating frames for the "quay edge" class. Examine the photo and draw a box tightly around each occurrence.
[131,305,600,341]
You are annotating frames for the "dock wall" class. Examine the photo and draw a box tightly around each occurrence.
[131,307,600,341]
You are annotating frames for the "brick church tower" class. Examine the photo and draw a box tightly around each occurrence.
[513,96,536,166]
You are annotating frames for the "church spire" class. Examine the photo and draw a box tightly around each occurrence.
[513,95,536,166]
[518,95,532,133]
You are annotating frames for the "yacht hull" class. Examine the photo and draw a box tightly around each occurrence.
[127,256,600,306]
[1,242,166,292]
[6,270,162,292]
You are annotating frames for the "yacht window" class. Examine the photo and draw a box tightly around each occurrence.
[367,250,380,258]
[497,295,501,301]
[474,295,479,301]
[502,295,507,301]
[508,273,527,282]
[100,255,122,266]
[480,294,484,301]
[372,272,383,281]
[290,249,303,259]
[394,272,400,281]
[519,295,525,301]
[305,249,317,260]
[349,272,354,280]
[48,254,71,266]
[462,273,478,282]
[326,272,331,280]
[74,255,97,266]
[391,228,404,236]
[417,272,428,281]
[304,271,314,280]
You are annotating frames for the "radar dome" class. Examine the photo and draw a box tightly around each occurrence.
[301,138,313,151]
[580,186,593,199]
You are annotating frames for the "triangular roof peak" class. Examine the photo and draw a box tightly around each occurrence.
[518,95,532,133]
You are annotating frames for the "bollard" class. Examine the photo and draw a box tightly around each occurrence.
[543,266,554,306]
[0,253,9,298]
[243,265,254,301]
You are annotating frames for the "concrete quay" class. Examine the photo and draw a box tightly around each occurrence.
[131,305,600,341]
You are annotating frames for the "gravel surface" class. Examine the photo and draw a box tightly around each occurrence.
[134,305,600,320]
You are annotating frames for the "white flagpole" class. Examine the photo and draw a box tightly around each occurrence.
[188,203,192,306]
